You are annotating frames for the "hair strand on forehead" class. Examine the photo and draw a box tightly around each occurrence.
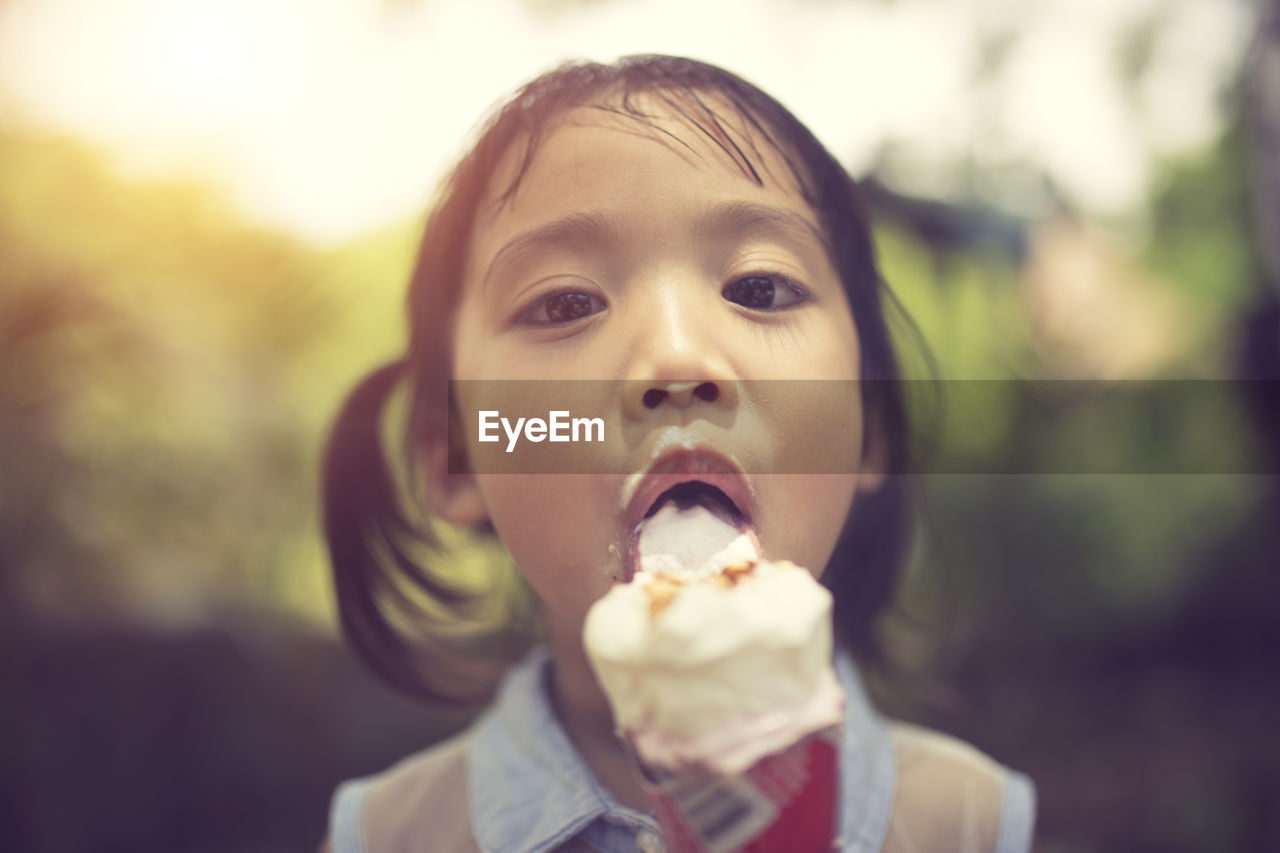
[656,87,764,186]
[587,102,703,162]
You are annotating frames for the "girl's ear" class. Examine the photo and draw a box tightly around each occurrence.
[418,407,490,526]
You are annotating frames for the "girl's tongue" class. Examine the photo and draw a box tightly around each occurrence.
[635,502,761,581]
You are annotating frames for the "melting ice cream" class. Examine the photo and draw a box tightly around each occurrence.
[584,501,844,775]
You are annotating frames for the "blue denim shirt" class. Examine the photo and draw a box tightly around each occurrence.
[332,647,1035,853]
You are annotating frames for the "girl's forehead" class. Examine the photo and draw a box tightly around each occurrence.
[494,86,814,199]
[465,91,822,271]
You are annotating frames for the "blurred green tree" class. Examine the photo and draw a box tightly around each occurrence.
[0,131,413,628]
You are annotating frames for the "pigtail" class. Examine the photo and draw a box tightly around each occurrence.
[322,361,416,689]
[322,361,530,708]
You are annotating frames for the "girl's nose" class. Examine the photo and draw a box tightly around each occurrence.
[621,284,739,419]
[640,381,721,408]
[623,375,740,421]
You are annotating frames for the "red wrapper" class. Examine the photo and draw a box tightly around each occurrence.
[637,725,841,853]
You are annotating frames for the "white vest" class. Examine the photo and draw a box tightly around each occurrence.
[327,721,1025,853]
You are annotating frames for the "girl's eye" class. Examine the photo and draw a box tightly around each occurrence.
[722,274,810,311]
[516,290,606,326]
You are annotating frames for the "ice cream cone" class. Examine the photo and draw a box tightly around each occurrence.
[637,725,841,853]
[585,502,846,852]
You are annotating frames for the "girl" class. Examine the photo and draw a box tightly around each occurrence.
[321,55,1035,853]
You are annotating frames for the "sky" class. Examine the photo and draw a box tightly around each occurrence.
[0,0,1257,246]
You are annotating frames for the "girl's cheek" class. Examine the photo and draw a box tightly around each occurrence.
[474,474,619,610]
[760,474,859,578]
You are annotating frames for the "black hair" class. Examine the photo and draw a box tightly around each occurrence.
[322,55,914,707]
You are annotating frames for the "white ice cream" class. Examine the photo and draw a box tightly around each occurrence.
[634,501,759,581]
[584,502,844,774]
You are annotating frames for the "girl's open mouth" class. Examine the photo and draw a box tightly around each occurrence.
[621,450,760,582]
[642,480,744,523]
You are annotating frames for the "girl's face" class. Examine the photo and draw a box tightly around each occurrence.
[445,95,880,642]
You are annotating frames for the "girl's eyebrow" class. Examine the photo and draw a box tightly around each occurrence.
[482,201,830,291]
[699,200,831,258]
[483,210,621,292]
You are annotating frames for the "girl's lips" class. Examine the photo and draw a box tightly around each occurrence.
[620,446,758,582]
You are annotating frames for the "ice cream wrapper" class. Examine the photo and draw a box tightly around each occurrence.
[637,724,842,853]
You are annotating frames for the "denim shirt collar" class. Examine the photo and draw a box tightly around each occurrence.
[467,646,895,853]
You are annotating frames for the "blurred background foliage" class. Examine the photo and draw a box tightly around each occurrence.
[2,1,1278,850]
[1,129,411,628]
